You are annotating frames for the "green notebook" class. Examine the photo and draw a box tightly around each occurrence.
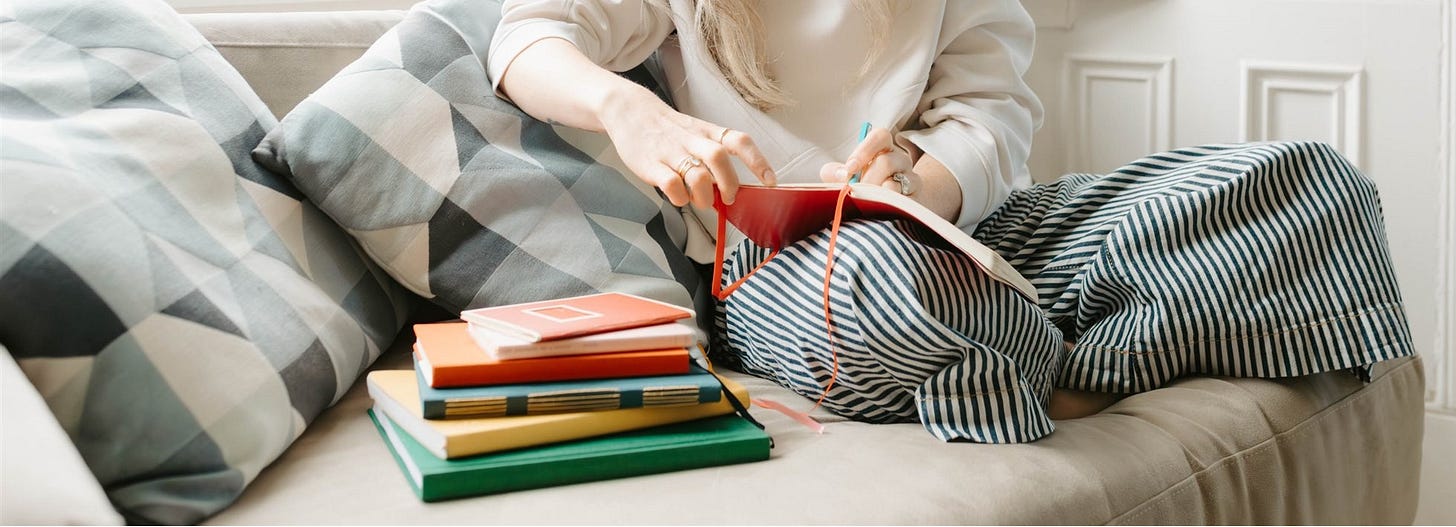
[368,409,771,502]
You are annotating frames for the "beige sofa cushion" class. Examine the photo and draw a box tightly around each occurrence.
[1,348,122,525]
[186,11,406,119]
[209,340,1423,525]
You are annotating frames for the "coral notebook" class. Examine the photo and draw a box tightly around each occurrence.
[716,183,1038,303]
[413,323,690,388]
[468,321,698,361]
[459,292,694,342]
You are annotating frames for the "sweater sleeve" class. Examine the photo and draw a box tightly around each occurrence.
[897,0,1043,228]
[487,0,675,94]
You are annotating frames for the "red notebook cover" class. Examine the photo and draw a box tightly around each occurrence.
[413,322,691,388]
[459,292,695,343]
[716,183,1039,303]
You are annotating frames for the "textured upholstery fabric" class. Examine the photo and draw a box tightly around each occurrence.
[209,344,1424,525]
[250,0,703,317]
[0,1,411,522]
[186,10,406,120]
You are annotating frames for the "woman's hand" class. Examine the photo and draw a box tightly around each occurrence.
[819,126,964,222]
[818,126,917,196]
[598,85,776,209]
[497,38,774,210]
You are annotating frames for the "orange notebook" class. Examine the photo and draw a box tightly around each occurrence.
[459,292,695,342]
[413,322,691,388]
[715,183,1038,303]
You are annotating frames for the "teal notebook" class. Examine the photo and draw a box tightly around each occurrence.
[415,360,722,419]
[368,409,771,502]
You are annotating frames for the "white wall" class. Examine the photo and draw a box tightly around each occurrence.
[1025,0,1455,523]
[1427,0,1456,523]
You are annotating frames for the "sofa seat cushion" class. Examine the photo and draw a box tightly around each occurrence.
[0,0,412,522]
[208,340,1423,525]
[252,0,704,318]
[0,346,123,525]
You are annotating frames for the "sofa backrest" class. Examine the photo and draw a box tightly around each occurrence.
[185,10,405,118]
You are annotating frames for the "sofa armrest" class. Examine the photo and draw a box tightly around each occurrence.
[1,347,123,525]
[186,10,405,118]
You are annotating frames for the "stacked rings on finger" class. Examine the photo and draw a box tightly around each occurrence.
[676,155,702,177]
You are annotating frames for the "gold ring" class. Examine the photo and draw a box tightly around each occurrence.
[675,155,702,177]
[716,128,732,144]
[890,172,915,196]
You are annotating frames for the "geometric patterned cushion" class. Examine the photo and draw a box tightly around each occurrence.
[252,0,703,318]
[0,0,411,523]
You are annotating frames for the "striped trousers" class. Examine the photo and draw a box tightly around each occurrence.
[711,142,1415,443]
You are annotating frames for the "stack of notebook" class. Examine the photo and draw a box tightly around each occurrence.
[366,292,772,502]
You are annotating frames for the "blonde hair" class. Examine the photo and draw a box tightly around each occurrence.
[689,0,895,111]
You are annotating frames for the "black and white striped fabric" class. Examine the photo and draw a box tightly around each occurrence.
[712,141,1414,443]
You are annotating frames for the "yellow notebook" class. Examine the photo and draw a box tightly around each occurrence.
[366,369,748,459]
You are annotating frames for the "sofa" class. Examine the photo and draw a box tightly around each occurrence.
[0,0,1426,524]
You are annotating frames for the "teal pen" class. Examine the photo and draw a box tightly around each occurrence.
[848,121,872,184]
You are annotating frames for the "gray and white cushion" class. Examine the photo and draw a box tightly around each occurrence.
[0,0,411,523]
[253,0,703,317]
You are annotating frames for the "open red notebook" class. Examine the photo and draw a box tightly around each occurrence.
[713,183,1038,303]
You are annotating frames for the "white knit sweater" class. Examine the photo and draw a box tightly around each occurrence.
[487,0,1042,255]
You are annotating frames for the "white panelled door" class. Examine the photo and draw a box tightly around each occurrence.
[1023,0,1454,522]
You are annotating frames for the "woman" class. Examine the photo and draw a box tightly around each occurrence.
[487,0,1414,442]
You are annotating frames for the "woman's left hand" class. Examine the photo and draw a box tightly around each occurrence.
[819,126,917,196]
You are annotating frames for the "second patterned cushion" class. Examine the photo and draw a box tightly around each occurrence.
[253,0,703,317]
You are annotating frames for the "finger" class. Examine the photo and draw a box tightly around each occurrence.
[681,163,716,210]
[819,162,848,183]
[688,139,740,205]
[717,129,777,186]
[861,149,914,186]
[651,164,691,207]
[843,127,894,177]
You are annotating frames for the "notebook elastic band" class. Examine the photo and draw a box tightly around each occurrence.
[710,184,854,414]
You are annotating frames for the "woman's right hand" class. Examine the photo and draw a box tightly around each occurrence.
[597,85,776,209]
[496,38,773,207]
